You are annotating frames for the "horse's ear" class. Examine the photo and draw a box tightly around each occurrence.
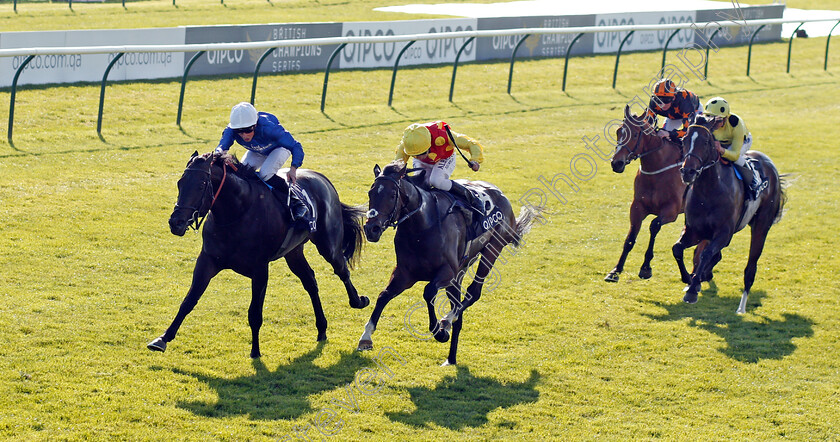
[191,151,199,158]
[624,104,632,120]
[373,164,381,177]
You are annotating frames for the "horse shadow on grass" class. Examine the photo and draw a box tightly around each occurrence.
[645,283,814,363]
[157,342,370,421]
[385,366,540,430]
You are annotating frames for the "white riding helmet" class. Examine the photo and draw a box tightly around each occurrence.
[229,102,258,129]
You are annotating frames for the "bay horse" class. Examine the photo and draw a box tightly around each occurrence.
[606,105,688,282]
[358,161,540,366]
[673,116,787,314]
[148,151,369,358]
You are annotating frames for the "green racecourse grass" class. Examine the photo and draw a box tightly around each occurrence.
[2,3,840,441]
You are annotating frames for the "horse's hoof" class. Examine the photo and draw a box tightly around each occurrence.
[357,340,373,351]
[440,359,456,367]
[316,334,327,342]
[638,267,652,280]
[604,271,620,283]
[250,351,262,359]
[147,337,167,352]
[433,328,450,343]
[683,290,699,304]
[355,296,370,309]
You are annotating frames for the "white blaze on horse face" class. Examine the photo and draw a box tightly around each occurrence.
[689,131,700,157]
[366,209,379,219]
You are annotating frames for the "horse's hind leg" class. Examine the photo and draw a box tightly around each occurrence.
[443,290,464,367]
[316,242,369,310]
[739,223,772,314]
[148,252,220,352]
[285,246,328,341]
[606,204,645,282]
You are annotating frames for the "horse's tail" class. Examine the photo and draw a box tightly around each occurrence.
[511,204,545,247]
[340,203,366,269]
[762,155,791,226]
[773,173,792,225]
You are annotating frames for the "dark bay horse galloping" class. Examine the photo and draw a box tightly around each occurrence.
[673,117,787,314]
[606,105,688,282]
[359,162,540,366]
[148,152,369,358]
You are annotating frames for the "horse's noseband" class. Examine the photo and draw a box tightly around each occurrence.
[370,173,421,229]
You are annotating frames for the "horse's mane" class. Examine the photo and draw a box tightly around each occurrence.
[382,160,406,176]
[382,160,432,190]
[210,152,258,180]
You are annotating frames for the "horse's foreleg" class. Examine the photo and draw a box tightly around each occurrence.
[672,226,700,285]
[685,232,731,304]
[285,246,327,342]
[148,253,220,352]
[357,269,415,351]
[606,204,645,282]
[640,206,679,280]
[248,265,269,358]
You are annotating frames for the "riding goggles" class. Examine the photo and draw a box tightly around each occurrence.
[234,125,256,134]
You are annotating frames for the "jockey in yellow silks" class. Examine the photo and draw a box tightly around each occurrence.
[394,121,485,213]
[703,97,766,200]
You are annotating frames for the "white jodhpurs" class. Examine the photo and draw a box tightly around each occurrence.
[733,133,753,167]
[242,147,292,180]
[412,155,456,191]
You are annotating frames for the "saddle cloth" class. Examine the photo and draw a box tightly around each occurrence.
[456,186,505,241]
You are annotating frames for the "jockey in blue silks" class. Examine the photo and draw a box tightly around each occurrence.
[215,102,314,231]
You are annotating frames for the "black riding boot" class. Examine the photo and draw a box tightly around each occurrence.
[289,191,315,232]
[736,163,764,201]
[449,181,485,214]
[264,174,289,194]
[264,175,314,231]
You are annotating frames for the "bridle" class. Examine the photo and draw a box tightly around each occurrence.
[174,156,236,231]
[366,172,421,230]
[681,123,719,176]
[614,119,681,175]
[613,121,646,165]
